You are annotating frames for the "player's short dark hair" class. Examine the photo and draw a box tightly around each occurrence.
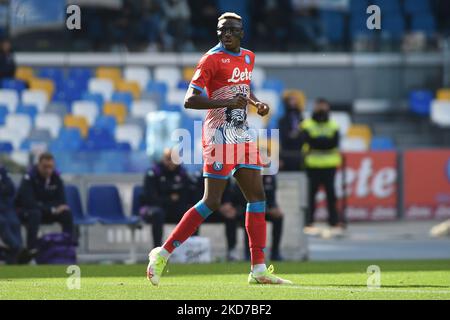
[218,12,242,22]
[316,98,330,105]
[38,152,54,163]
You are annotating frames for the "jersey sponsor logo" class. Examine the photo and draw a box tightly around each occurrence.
[221,58,231,64]
[227,67,252,83]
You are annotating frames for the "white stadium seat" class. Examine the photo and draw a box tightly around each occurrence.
[353,99,391,114]
[72,101,99,125]
[35,113,62,139]
[0,127,23,149]
[251,67,266,89]
[331,111,352,136]
[0,89,19,112]
[167,89,187,106]
[115,124,143,150]
[88,78,114,101]
[5,114,32,140]
[131,100,158,118]
[124,66,151,90]
[154,66,181,89]
[431,100,450,127]
[22,89,48,113]
[247,114,265,130]
[340,137,368,152]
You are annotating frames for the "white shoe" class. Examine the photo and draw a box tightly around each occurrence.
[430,220,450,238]
[303,226,322,236]
[146,247,168,286]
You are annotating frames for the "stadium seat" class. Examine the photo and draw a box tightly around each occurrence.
[82,92,104,111]
[84,127,117,151]
[64,115,89,137]
[167,89,187,106]
[52,128,83,151]
[72,100,99,125]
[370,136,395,150]
[382,14,405,41]
[145,81,168,104]
[154,66,181,89]
[131,185,143,216]
[131,100,158,119]
[0,141,13,153]
[36,113,62,138]
[94,115,117,134]
[182,67,195,82]
[347,124,372,146]
[28,128,52,142]
[0,127,23,149]
[251,67,266,89]
[37,68,64,90]
[437,89,450,101]
[247,114,266,130]
[409,90,433,115]
[0,89,19,112]
[124,66,151,90]
[68,67,93,87]
[46,102,69,118]
[5,114,32,139]
[22,89,49,113]
[116,142,132,151]
[16,104,38,121]
[115,124,143,150]
[88,78,114,101]
[431,100,450,127]
[340,136,369,152]
[104,102,127,124]
[29,78,55,100]
[262,79,285,94]
[87,185,139,225]
[116,80,141,100]
[331,112,352,136]
[15,66,34,83]
[1,79,26,93]
[411,14,436,38]
[111,91,133,111]
[353,99,390,113]
[65,185,98,225]
[404,0,431,15]
[0,105,7,125]
[372,0,401,14]
[320,10,345,44]
[96,67,122,86]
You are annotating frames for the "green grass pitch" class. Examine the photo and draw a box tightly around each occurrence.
[1,260,449,300]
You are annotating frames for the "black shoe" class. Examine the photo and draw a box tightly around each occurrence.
[17,248,37,264]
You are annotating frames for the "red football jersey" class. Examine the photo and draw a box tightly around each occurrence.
[189,42,256,146]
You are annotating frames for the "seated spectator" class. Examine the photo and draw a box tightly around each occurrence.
[15,153,74,261]
[0,165,23,264]
[139,148,196,247]
[279,90,305,171]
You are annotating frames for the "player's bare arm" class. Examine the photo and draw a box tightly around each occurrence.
[184,87,247,110]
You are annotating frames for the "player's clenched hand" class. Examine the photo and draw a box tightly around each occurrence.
[256,102,270,116]
[228,95,248,109]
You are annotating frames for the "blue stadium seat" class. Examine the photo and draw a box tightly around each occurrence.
[111,92,133,112]
[0,105,8,125]
[145,81,168,104]
[50,128,83,152]
[411,14,436,38]
[320,10,345,44]
[1,79,26,93]
[68,68,93,88]
[65,185,98,225]
[94,115,117,134]
[82,92,104,111]
[372,0,401,14]
[262,79,285,94]
[87,185,140,225]
[382,14,405,40]
[350,0,368,14]
[409,90,433,116]
[350,15,374,39]
[83,127,117,151]
[177,80,189,90]
[37,68,65,89]
[370,137,395,150]
[0,142,13,153]
[131,185,143,216]
[16,104,38,122]
[404,0,431,15]
[116,142,132,151]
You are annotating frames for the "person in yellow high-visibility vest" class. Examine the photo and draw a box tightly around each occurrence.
[299,98,343,237]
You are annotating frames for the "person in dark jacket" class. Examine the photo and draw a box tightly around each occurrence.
[278,90,305,171]
[15,153,73,256]
[0,165,23,264]
[0,39,16,80]
[139,148,195,247]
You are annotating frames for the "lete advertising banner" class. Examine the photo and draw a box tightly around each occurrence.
[315,151,398,221]
[404,150,450,220]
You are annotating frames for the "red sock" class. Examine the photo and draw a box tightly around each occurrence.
[162,201,212,253]
[245,201,267,265]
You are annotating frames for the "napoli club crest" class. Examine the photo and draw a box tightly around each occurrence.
[244,54,251,64]
[213,162,223,171]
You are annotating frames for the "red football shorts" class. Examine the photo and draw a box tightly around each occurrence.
[203,142,264,179]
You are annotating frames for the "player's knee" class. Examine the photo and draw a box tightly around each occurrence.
[202,198,221,212]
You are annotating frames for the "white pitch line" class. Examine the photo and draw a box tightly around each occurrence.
[264,285,450,295]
